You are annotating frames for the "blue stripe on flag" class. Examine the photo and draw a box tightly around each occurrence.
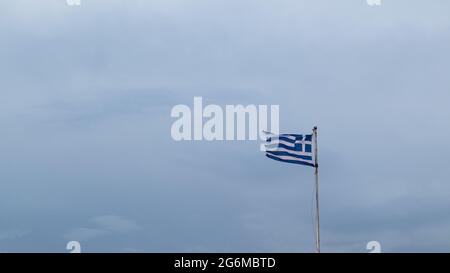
[266,150,312,161]
[266,143,298,151]
[265,154,315,167]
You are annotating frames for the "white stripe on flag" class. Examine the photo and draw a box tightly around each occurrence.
[265,147,312,156]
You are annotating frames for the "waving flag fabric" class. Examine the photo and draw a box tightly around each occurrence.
[264,133,315,167]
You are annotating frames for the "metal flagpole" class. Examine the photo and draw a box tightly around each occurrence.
[313,126,321,253]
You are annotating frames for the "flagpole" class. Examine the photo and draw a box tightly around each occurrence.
[313,126,321,253]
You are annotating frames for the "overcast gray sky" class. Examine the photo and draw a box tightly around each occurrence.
[1,0,450,252]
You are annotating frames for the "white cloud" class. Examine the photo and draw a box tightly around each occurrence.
[93,215,141,233]
[63,227,107,241]
[63,215,141,242]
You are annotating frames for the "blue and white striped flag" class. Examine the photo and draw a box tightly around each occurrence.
[264,132,315,167]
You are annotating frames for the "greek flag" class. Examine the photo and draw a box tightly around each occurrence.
[264,132,315,167]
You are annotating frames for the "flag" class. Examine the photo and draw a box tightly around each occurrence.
[264,132,315,167]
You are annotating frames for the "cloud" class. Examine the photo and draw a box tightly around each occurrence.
[63,228,107,241]
[63,215,140,242]
[0,230,31,241]
[93,215,141,233]
[1,0,450,252]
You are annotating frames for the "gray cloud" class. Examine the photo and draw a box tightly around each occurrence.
[0,0,450,252]
[63,215,140,242]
